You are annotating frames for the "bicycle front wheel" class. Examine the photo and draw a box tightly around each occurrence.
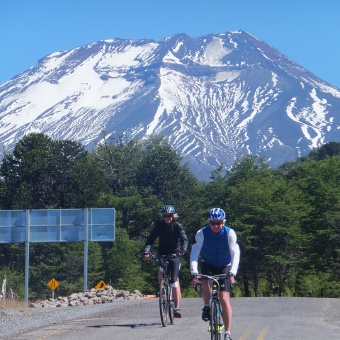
[210,300,222,340]
[159,281,169,326]
[168,286,175,324]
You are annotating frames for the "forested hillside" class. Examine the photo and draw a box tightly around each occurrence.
[0,133,339,300]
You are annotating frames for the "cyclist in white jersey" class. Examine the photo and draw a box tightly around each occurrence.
[190,208,240,340]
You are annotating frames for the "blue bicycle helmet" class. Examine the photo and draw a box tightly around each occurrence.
[208,208,226,220]
[161,205,176,214]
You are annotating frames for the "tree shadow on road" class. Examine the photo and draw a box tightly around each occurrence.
[87,322,167,329]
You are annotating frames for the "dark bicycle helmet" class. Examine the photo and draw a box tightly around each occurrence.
[208,208,226,220]
[161,205,176,214]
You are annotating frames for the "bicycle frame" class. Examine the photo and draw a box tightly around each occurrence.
[197,274,227,340]
[151,254,177,326]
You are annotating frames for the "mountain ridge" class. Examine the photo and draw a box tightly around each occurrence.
[1,30,340,181]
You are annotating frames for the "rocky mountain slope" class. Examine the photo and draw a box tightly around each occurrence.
[1,30,339,181]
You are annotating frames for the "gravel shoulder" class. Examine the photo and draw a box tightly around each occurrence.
[0,299,145,339]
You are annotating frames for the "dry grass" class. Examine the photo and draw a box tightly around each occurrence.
[0,299,28,309]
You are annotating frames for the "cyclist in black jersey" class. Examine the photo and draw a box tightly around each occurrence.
[144,205,188,318]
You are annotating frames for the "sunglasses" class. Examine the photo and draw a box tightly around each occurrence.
[163,214,173,218]
[210,221,223,225]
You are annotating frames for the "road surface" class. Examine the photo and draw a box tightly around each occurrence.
[7,297,340,340]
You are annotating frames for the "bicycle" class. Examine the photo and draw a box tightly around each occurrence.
[195,274,227,340]
[150,254,177,326]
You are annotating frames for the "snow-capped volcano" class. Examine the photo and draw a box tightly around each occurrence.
[1,30,340,181]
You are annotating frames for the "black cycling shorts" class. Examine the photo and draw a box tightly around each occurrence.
[200,262,232,292]
[159,256,181,284]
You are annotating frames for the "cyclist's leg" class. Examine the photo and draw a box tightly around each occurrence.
[219,291,232,333]
[201,279,210,304]
[200,262,214,322]
[169,257,181,308]
[172,282,180,308]
[201,262,214,305]
[218,265,232,335]
[158,269,163,285]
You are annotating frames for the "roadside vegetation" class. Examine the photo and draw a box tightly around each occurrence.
[0,133,339,300]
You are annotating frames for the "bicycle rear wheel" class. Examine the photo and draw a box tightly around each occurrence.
[159,281,169,326]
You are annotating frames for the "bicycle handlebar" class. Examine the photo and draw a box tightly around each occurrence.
[149,254,178,277]
[150,253,178,260]
[196,273,228,280]
[194,273,235,289]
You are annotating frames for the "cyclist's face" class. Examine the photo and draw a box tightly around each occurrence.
[209,220,224,233]
[163,214,173,224]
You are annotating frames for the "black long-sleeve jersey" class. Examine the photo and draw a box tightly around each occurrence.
[145,220,188,255]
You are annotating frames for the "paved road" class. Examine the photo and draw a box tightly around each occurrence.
[9,297,340,340]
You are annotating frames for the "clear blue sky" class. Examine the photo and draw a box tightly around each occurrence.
[1,0,340,88]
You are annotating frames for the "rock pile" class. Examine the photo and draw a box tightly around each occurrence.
[29,286,144,308]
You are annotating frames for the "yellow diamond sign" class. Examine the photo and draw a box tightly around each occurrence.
[47,278,59,291]
[95,280,106,289]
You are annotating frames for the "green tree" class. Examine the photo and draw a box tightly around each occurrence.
[0,133,109,209]
[93,133,142,194]
[286,157,340,278]
[97,187,160,240]
[308,141,340,160]
[105,228,146,291]
[0,133,56,208]
[136,135,198,205]
[225,155,305,296]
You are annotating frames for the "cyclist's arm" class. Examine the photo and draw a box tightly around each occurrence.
[228,229,240,276]
[190,229,204,274]
[178,223,189,253]
[144,224,159,253]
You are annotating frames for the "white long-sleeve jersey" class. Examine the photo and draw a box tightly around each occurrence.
[190,226,240,276]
